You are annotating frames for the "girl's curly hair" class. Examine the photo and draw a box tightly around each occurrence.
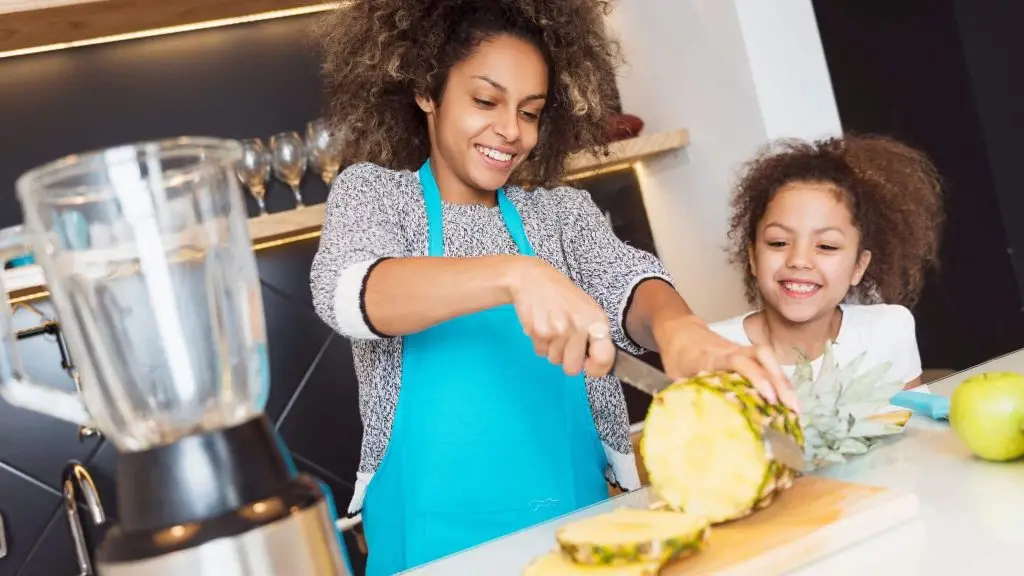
[314,0,622,187]
[727,134,945,308]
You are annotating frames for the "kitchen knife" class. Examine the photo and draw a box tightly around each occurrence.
[612,349,806,472]
[611,349,675,396]
[889,390,950,420]
[762,427,806,471]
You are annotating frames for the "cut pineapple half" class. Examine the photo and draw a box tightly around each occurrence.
[523,551,661,576]
[640,372,803,523]
[556,508,709,566]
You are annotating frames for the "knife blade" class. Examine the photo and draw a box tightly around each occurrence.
[611,349,675,396]
[613,349,806,472]
[763,427,806,471]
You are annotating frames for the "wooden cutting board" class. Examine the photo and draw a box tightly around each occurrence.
[656,475,920,575]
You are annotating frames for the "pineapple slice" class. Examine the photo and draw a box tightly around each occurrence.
[640,371,803,523]
[523,552,661,576]
[556,508,709,565]
[867,409,913,427]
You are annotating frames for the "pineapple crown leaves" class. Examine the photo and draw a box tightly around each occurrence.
[792,340,906,470]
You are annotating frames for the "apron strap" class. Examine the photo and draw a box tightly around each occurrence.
[417,159,534,257]
[418,160,446,258]
[496,192,535,257]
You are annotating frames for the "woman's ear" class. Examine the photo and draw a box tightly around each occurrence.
[747,244,757,277]
[415,94,435,114]
[851,249,872,286]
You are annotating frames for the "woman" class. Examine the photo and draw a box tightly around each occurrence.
[310,1,797,573]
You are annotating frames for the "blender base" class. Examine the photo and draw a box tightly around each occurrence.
[94,415,352,575]
[97,494,347,576]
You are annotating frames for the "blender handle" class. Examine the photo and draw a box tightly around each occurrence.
[0,226,92,426]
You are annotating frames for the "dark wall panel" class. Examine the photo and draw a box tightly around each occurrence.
[811,1,1024,370]
[0,14,325,228]
[949,2,1024,305]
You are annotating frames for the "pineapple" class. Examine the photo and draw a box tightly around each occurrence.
[793,342,908,468]
[556,508,709,566]
[640,341,906,524]
[523,551,661,576]
[640,369,802,524]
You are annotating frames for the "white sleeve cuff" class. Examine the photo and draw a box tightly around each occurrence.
[333,258,388,340]
[603,443,641,491]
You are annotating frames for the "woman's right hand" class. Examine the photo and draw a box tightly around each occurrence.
[507,256,616,378]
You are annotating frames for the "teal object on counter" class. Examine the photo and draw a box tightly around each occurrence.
[6,253,34,268]
[890,390,951,420]
[358,160,609,576]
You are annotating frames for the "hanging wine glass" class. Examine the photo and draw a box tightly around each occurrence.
[235,138,272,216]
[269,131,307,208]
[305,118,344,186]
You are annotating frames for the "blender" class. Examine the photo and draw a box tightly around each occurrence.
[0,138,353,575]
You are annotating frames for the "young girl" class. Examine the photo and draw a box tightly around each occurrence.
[311,0,795,573]
[710,134,945,390]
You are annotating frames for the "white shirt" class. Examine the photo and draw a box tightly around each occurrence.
[709,304,926,392]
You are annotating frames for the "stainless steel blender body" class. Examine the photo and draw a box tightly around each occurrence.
[0,138,352,575]
[99,494,348,576]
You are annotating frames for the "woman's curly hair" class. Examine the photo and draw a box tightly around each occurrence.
[314,0,622,187]
[727,134,945,308]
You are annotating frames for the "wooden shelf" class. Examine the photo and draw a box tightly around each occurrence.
[0,0,336,56]
[3,128,688,301]
[566,128,689,175]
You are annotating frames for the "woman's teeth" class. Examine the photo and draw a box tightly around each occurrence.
[476,145,512,162]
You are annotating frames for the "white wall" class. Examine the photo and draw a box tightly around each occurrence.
[606,0,842,322]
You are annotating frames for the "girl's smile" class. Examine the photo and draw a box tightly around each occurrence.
[778,279,823,299]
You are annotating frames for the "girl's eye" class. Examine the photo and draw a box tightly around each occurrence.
[767,241,788,248]
[520,110,540,122]
[473,98,496,108]
[818,244,839,252]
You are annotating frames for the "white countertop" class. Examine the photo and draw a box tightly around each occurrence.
[405,349,1024,575]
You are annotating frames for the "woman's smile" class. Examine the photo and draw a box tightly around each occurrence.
[474,143,517,171]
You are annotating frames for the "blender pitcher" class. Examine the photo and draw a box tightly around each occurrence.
[0,137,352,575]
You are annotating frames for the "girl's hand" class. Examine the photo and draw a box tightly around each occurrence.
[508,257,616,378]
[654,315,800,412]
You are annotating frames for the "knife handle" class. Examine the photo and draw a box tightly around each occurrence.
[890,390,950,419]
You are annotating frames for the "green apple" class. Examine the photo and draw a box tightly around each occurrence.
[950,371,1024,462]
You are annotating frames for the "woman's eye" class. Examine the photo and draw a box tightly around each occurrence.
[520,110,540,122]
[473,98,496,108]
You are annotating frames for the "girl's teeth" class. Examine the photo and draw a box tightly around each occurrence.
[783,282,818,293]
[478,146,512,162]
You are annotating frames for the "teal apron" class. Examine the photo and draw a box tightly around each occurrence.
[359,160,610,575]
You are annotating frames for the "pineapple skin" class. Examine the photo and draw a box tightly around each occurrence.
[557,525,709,566]
[641,371,806,523]
[523,552,661,576]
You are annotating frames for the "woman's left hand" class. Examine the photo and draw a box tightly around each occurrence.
[654,315,800,413]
